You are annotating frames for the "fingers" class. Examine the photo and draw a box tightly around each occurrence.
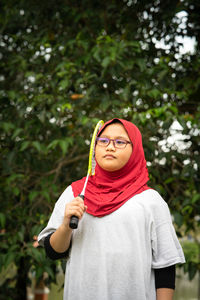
[67,205,84,219]
[65,197,87,220]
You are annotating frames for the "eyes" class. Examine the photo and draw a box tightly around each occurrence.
[100,138,126,145]
[115,140,126,146]
[96,137,131,149]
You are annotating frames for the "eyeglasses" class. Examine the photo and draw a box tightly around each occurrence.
[96,137,132,149]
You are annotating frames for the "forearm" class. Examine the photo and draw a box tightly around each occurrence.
[50,224,72,253]
[156,288,174,300]
[48,196,86,253]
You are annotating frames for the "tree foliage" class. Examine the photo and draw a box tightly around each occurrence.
[0,0,200,299]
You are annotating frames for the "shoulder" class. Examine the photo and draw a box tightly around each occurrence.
[136,189,172,221]
[54,185,74,211]
[139,189,168,207]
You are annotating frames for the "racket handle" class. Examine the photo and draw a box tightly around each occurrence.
[69,194,84,229]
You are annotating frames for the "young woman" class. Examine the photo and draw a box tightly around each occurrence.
[38,118,185,300]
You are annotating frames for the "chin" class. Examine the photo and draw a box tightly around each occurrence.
[102,164,120,172]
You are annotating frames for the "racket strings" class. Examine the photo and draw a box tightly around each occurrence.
[91,149,96,175]
[82,120,104,191]
[88,120,104,176]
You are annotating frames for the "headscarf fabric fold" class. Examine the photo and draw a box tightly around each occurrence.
[71,118,150,217]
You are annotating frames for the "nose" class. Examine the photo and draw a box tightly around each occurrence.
[106,140,115,151]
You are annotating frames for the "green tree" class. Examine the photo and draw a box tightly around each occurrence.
[0,1,199,299]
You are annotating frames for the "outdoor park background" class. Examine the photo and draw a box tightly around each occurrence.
[0,1,199,299]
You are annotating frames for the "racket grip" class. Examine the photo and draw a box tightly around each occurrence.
[69,194,84,229]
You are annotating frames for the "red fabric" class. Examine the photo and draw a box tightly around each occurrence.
[71,118,151,217]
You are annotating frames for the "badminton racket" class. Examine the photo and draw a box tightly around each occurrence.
[69,120,104,229]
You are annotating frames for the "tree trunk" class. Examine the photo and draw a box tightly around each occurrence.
[15,257,29,300]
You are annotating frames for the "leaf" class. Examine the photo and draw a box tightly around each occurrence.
[188,263,197,281]
[12,128,23,139]
[16,230,24,242]
[29,191,38,201]
[92,48,101,62]
[169,105,178,114]
[59,140,69,154]
[13,187,20,196]
[20,141,30,151]
[137,58,146,71]
[181,205,193,215]
[122,85,130,101]
[1,122,15,133]
[101,56,110,68]
[28,247,42,263]
[8,91,16,100]
[173,212,183,227]
[44,266,54,279]
[0,213,6,227]
[4,253,16,269]
[6,173,24,183]
[32,141,42,152]
[59,137,73,154]
[164,177,174,184]
[191,193,200,204]
[41,190,50,202]
[47,140,59,150]
[35,266,44,282]
[61,103,72,111]
[147,89,161,99]
[157,69,168,81]
[59,79,69,89]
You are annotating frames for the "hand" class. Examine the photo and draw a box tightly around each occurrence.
[62,196,87,229]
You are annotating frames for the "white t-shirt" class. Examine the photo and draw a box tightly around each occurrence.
[38,187,185,300]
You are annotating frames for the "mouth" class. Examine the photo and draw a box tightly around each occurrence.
[103,154,116,159]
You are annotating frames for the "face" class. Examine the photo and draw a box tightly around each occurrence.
[95,123,132,172]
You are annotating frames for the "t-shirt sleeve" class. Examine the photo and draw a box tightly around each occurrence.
[150,192,185,269]
[37,185,74,246]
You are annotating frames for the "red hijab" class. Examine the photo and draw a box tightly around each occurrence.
[71,118,150,217]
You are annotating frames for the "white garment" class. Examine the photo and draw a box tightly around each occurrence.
[38,187,185,300]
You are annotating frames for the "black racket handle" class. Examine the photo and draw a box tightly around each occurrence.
[69,194,84,229]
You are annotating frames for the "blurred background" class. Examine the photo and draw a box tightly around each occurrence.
[0,0,199,299]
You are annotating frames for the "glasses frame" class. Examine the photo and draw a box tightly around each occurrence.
[96,137,132,149]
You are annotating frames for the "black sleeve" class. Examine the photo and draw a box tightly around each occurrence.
[44,233,71,260]
[154,265,176,290]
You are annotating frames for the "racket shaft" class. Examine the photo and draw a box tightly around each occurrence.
[81,174,89,195]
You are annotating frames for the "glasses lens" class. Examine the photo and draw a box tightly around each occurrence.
[97,138,109,146]
[115,139,127,148]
